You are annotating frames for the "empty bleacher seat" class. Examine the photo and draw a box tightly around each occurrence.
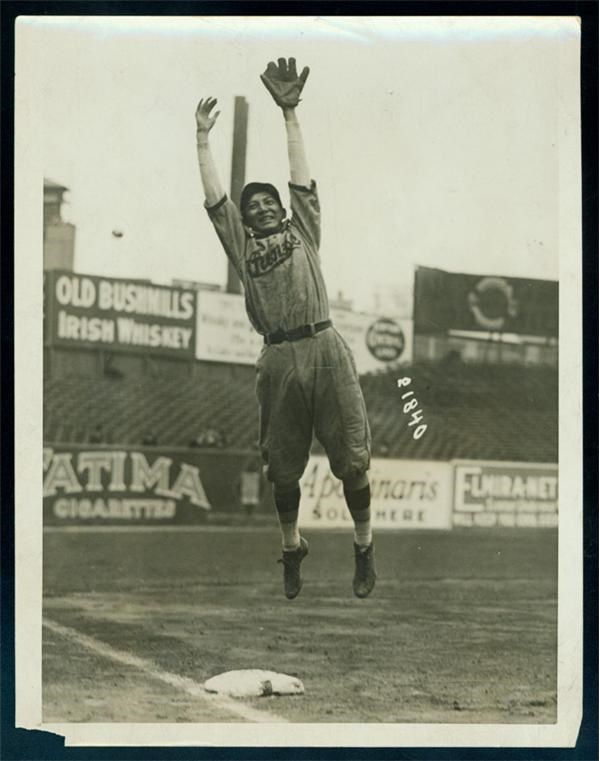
[43,361,557,462]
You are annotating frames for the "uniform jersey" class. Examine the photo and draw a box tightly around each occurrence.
[206,181,329,334]
[206,181,371,486]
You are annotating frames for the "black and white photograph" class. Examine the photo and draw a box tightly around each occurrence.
[14,14,582,748]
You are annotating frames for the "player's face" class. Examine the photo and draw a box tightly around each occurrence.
[244,192,285,235]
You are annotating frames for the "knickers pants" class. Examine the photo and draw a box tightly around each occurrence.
[255,327,371,485]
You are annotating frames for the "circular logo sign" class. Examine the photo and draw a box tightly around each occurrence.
[467,277,518,331]
[366,318,405,362]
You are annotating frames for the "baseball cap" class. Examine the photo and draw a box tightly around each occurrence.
[240,182,283,215]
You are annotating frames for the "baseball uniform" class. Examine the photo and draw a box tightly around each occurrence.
[206,181,371,485]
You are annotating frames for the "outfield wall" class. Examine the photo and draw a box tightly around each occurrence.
[42,445,558,529]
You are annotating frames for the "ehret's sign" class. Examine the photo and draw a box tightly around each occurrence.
[43,446,211,524]
[44,271,196,357]
[452,460,558,528]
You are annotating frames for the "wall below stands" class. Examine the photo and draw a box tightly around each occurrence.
[414,334,558,367]
[43,345,558,529]
[43,444,558,529]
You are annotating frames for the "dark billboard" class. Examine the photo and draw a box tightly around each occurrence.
[413,267,558,337]
[43,445,211,524]
[44,270,196,357]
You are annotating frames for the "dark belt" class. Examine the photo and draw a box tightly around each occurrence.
[263,319,332,346]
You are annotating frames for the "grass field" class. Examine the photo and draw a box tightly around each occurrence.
[43,525,557,724]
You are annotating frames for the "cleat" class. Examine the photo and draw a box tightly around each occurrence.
[353,542,377,598]
[277,537,309,599]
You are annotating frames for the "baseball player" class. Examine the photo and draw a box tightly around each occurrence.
[195,57,376,599]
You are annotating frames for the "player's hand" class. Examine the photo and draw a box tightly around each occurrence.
[195,97,221,133]
[260,57,310,109]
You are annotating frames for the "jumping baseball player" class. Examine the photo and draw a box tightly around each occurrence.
[195,57,376,599]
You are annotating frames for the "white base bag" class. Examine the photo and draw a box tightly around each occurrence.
[203,669,304,698]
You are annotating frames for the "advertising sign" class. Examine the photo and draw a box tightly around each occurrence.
[414,266,558,337]
[43,446,211,524]
[452,460,558,528]
[333,310,413,373]
[196,291,263,364]
[298,456,452,530]
[45,271,196,357]
[195,290,413,371]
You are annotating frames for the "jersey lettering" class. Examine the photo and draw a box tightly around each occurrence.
[247,232,302,279]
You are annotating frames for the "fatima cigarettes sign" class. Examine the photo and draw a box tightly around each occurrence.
[45,271,196,357]
[43,446,211,524]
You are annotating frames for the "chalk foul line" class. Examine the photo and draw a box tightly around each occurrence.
[42,617,288,724]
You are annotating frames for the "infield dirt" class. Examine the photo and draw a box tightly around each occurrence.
[43,526,557,724]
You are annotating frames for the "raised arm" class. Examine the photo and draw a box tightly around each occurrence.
[261,58,311,188]
[282,107,311,188]
[195,97,225,206]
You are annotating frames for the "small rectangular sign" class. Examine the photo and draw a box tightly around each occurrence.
[299,456,453,530]
[452,460,558,528]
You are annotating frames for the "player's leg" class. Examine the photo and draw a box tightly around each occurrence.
[273,480,302,551]
[312,330,376,597]
[342,471,376,599]
[272,479,309,599]
[255,346,312,598]
[343,470,372,549]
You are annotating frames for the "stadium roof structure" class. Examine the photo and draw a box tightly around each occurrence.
[44,178,69,192]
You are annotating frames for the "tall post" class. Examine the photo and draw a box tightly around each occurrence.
[227,96,248,294]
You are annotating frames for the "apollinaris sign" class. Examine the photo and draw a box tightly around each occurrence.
[299,456,452,530]
[44,271,196,357]
[43,446,211,524]
[413,266,558,337]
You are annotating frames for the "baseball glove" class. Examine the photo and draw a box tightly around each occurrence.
[260,57,310,108]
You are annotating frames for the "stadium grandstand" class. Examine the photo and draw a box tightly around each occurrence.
[43,360,557,464]
[42,179,559,530]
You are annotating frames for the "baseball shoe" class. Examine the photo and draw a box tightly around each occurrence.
[277,537,309,599]
[353,542,376,598]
